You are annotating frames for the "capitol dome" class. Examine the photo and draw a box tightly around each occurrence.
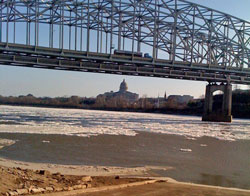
[119,79,128,92]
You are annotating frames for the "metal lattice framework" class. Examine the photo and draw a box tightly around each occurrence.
[0,0,250,84]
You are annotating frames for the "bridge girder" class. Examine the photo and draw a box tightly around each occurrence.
[0,0,250,83]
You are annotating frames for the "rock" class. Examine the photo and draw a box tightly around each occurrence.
[53,172,61,176]
[30,188,40,194]
[68,187,73,191]
[63,187,73,191]
[86,184,92,188]
[7,191,18,196]
[115,176,120,179]
[28,186,35,193]
[24,182,31,188]
[80,184,87,189]
[103,167,109,172]
[54,187,63,192]
[76,180,82,185]
[157,180,167,183]
[30,188,45,194]
[81,176,92,182]
[16,189,29,195]
[18,184,24,189]
[39,170,50,175]
[38,188,45,193]
[38,170,45,175]
[45,187,54,192]
[73,185,83,190]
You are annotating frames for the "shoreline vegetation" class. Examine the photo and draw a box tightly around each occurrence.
[1,88,250,118]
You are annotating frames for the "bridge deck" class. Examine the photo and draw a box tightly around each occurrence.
[0,43,250,85]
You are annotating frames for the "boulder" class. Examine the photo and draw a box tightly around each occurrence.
[81,176,92,182]
[16,189,29,195]
[81,184,88,189]
[53,172,61,177]
[103,167,109,172]
[63,187,73,191]
[45,187,54,192]
[7,191,18,196]
[73,185,83,190]
[30,188,45,194]
[38,170,50,176]
[54,187,63,192]
[76,180,82,185]
[68,187,73,191]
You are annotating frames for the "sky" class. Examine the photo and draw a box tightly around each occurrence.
[0,0,250,98]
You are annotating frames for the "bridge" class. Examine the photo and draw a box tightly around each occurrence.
[0,0,250,122]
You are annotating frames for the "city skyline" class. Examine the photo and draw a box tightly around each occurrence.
[0,0,249,98]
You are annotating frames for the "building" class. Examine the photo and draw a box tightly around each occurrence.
[97,79,139,103]
[167,95,194,104]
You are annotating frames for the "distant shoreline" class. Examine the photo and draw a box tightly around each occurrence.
[1,89,250,119]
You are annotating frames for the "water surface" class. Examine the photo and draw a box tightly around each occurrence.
[0,105,250,141]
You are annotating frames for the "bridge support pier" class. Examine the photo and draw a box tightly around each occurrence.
[202,83,232,122]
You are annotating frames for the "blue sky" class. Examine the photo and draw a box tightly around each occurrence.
[0,0,249,98]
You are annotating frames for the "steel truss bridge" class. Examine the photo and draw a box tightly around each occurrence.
[0,0,250,84]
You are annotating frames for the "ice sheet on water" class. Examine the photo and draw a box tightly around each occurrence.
[0,138,17,147]
[180,148,192,152]
[0,105,250,141]
[42,140,50,143]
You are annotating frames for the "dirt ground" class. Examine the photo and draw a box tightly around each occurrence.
[1,166,250,196]
[78,181,250,196]
[0,166,146,196]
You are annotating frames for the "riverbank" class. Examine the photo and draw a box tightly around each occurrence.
[75,181,250,196]
[0,132,250,190]
[1,159,250,196]
[0,163,150,196]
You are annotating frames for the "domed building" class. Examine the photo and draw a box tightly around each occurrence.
[97,79,139,103]
[119,79,128,92]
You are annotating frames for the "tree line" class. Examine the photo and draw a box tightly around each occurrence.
[0,89,250,118]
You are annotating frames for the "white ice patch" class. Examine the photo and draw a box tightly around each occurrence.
[42,140,50,143]
[180,148,192,152]
[185,137,197,141]
[0,138,17,147]
[0,105,250,141]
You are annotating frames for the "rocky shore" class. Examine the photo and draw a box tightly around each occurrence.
[0,166,146,196]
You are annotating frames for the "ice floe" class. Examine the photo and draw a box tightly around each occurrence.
[0,105,250,141]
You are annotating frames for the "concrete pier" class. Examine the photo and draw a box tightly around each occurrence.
[202,83,232,122]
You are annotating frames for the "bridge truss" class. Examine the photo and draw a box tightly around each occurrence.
[0,0,250,84]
